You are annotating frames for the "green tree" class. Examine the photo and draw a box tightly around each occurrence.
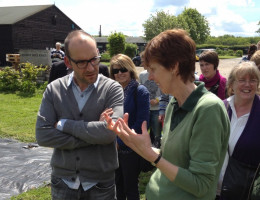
[107,32,126,57]
[124,43,138,58]
[142,9,209,43]
[257,21,260,34]
[205,35,259,46]
[178,8,210,44]
[143,10,184,41]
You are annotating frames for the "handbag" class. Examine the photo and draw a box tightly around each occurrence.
[220,152,257,200]
[248,163,260,200]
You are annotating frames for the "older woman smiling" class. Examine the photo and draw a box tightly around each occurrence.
[218,61,260,200]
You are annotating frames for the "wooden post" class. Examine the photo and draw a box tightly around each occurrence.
[6,54,20,70]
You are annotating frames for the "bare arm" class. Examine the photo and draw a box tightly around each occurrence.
[105,113,179,181]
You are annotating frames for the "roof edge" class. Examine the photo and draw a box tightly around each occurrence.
[0,4,54,8]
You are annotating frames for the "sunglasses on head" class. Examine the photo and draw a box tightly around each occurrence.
[112,68,128,74]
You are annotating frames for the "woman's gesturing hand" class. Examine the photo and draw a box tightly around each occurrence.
[99,108,113,121]
[104,113,155,161]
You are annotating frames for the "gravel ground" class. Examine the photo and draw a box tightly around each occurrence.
[136,58,242,79]
[195,58,242,79]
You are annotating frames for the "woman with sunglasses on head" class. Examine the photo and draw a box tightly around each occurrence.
[217,61,260,200]
[105,29,230,200]
[110,54,150,200]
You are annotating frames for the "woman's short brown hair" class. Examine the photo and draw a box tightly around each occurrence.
[144,29,196,83]
[199,50,219,70]
[109,54,138,80]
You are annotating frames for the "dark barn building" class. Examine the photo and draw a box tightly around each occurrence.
[0,4,81,66]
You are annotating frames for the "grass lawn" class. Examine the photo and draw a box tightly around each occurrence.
[10,185,51,200]
[0,91,152,200]
[0,92,42,142]
[10,171,153,200]
[219,55,238,59]
[101,61,110,66]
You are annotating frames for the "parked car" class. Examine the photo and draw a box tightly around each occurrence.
[196,55,199,62]
[196,49,216,61]
[132,55,141,66]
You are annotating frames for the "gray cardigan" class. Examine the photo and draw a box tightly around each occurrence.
[36,74,124,183]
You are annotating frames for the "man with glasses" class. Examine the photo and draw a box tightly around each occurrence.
[36,30,124,199]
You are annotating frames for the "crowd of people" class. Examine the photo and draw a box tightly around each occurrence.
[35,29,260,199]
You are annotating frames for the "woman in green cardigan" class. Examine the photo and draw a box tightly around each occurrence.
[105,29,230,200]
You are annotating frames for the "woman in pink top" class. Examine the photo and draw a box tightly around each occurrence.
[199,50,227,100]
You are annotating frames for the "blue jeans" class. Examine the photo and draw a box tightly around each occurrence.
[149,110,162,144]
[51,175,116,200]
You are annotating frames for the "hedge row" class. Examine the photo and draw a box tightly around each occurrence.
[0,63,48,93]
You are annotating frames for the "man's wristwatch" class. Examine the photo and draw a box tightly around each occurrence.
[152,154,162,166]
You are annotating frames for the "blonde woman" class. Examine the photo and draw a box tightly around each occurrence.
[110,54,150,200]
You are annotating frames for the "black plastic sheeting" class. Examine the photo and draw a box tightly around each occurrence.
[0,138,53,200]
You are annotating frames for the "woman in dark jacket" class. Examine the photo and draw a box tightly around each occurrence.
[110,54,150,200]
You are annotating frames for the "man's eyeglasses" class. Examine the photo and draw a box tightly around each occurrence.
[112,68,128,74]
[68,55,101,69]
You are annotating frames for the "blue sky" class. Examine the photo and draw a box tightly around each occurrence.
[0,0,259,37]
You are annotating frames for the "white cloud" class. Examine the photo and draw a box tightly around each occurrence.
[160,5,179,15]
[241,21,259,36]
[153,0,189,8]
[57,0,154,36]
[187,0,259,36]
